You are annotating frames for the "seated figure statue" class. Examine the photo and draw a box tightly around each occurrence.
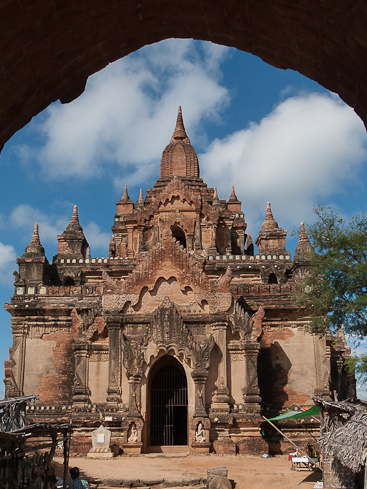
[195,422,206,443]
[128,423,138,443]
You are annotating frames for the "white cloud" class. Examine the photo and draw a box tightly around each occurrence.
[9,205,110,255]
[0,242,17,285]
[21,40,230,188]
[10,204,69,243]
[84,222,111,254]
[199,93,367,236]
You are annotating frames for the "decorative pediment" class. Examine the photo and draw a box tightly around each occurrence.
[149,298,214,370]
[121,298,214,376]
[102,231,233,314]
[230,301,264,341]
[155,176,201,211]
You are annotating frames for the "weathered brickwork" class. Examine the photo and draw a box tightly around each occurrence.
[0,0,367,153]
[4,109,354,455]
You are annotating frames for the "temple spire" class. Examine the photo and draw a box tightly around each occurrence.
[71,205,80,225]
[294,222,313,262]
[261,201,278,229]
[171,105,188,141]
[121,185,130,202]
[30,223,41,246]
[229,185,238,201]
[25,223,45,255]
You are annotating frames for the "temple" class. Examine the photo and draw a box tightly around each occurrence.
[4,107,354,455]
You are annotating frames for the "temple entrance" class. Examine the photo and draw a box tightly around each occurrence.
[149,356,188,446]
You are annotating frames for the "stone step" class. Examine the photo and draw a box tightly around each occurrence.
[98,485,205,489]
[93,480,206,489]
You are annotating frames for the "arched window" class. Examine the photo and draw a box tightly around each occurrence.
[64,277,75,286]
[268,273,278,284]
[172,225,186,248]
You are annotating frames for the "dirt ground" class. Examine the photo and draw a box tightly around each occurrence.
[54,454,322,489]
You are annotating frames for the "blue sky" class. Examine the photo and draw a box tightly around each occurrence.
[1,39,367,398]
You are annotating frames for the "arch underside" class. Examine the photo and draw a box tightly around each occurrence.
[1,0,367,152]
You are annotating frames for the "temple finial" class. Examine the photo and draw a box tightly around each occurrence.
[294,221,313,261]
[262,201,278,229]
[121,185,130,202]
[30,223,41,246]
[172,106,188,140]
[86,247,91,259]
[25,223,45,255]
[299,222,310,243]
[213,188,219,200]
[229,185,238,201]
[138,189,144,203]
[71,205,80,225]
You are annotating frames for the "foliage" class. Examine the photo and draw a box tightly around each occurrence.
[345,355,367,385]
[297,206,367,339]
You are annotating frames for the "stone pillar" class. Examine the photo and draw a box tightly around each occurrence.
[186,232,194,252]
[191,370,208,418]
[226,225,232,255]
[8,321,27,397]
[210,322,231,413]
[72,341,91,407]
[126,225,134,259]
[194,218,202,250]
[237,229,245,254]
[127,376,142,416]
[242,340,261,412]
[106,316,122,405]
[209,221,218,255]
[137,226,145,252]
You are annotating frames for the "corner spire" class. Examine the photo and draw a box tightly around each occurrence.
[25,223,45,255]
[66,205,83,232]
[30,223,41,246]
[71,205,80,225]
[229,185,238,201]
[121,185,132,203]
[261,202,278,230]
[294,222,313,262]
[171,105,188,141]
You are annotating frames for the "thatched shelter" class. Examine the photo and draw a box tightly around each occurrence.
[314,396,367,488]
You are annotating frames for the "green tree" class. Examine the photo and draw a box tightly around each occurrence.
[299,206,367,337]
[298,206,367,380]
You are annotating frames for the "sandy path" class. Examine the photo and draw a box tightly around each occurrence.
[54,454,322,489]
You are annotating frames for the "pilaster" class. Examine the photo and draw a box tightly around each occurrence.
[210,322,231,421]
[191,369,208,418]
[242,340,261,412]
[72,341,91,407]
[106,316,122,405]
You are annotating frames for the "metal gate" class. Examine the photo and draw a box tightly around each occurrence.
[150,363,188,446]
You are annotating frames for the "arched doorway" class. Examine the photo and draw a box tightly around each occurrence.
[172,226,186,248]
[149,356,188,446]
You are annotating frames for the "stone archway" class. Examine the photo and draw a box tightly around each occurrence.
[1,1,367,153]
[148,355,188,447]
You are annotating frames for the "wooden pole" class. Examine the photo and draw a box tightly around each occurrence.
[62,430,70,489]
[262,416,317,466]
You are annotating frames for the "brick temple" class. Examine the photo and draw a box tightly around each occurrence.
[4,107,354,455]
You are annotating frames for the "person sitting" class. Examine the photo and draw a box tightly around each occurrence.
[68,467,90,489]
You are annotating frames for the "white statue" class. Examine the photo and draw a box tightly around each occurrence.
[128,423,138,443]
[195,422,206,443]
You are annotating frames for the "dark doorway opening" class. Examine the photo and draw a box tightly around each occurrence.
[268,273,278,284]
[150,358,188,446]
[172,226,186,248]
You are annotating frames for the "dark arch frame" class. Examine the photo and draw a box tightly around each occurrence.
[1,1,367,153]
